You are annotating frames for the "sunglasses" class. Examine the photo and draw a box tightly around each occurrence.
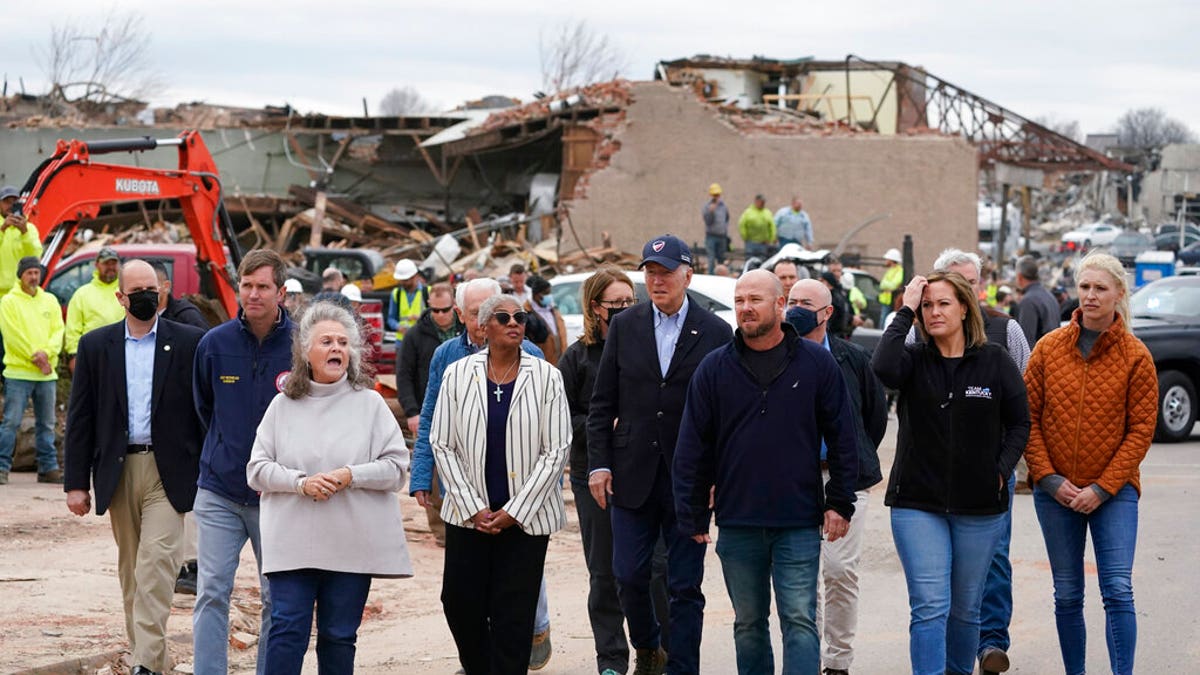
[429,306,454,314]
[493,311,528,326]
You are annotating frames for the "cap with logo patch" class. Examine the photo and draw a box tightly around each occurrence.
[639,235,693,271]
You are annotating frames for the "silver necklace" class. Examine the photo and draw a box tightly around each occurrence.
[488,355,519,402]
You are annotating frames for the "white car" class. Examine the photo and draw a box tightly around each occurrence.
[549,271,737,340]
[1060,223,1122,250]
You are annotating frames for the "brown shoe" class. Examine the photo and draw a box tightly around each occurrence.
[0,471,8,485]
[37,469,64,484]
[529,627,551,670]
[632,646,667,675]
[979,646,1010,674]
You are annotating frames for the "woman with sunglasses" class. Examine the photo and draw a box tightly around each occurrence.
[430,293,571,674]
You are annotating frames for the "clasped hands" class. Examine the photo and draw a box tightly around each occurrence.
[1054,479,1102,514]
[471,508,517,534]
[302,467,352,501]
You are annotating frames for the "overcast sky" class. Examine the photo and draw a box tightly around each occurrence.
[6,0,1199,137]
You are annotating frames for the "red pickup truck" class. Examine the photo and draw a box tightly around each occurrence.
[46,243,393,374]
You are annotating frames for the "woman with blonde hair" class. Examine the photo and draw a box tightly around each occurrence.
[872,272,1029,675]
[1024,252,1156,675]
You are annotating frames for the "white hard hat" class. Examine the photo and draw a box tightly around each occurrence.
[840,271,855,290]
[883,248,903,264]
[283,278,303,294]
[340,284,363,303]
[393,259,419,281]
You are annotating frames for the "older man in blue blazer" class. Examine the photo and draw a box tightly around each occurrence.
[587,235,732,675]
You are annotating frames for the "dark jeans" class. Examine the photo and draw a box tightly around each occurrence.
[705,234,727,274]
[979,474,1016,654]
[442,524,549,675]
[716,526,822,675]
[265,568,372,674]
[744,241,773,262]
[571,478,671,673]
[611,462,706,675]
[1034,485,1138,675]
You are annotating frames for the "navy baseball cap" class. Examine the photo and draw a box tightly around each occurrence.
[639,235,692,271]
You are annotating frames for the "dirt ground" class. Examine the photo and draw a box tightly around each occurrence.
[2,422,1198,674]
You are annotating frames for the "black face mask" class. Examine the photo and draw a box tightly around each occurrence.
[785,304,827,336]
[603,306,627,324]
[127,290,159,321]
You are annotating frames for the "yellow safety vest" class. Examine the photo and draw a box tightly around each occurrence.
[393,286,425,340]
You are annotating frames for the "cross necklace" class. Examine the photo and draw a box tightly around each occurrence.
[488,355,519,402]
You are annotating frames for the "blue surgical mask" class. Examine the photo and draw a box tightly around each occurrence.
[785,304,827,336]
[540,295,555,309]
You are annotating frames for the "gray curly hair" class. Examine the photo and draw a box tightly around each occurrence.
[477,293,524,327]
[283,300,374,399]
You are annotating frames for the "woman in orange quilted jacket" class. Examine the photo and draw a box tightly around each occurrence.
[1023,252,1158,675]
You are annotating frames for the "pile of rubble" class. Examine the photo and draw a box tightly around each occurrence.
[468,80,633,136]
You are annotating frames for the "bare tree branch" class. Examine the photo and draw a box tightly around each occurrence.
[379,86,432,116]
[1114,107,1196,149]
[35,8,163,107]
[539,20,628,94]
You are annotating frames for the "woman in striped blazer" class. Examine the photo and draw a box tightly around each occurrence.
[430,293,571,675]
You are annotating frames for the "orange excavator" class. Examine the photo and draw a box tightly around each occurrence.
[10,130,243,317]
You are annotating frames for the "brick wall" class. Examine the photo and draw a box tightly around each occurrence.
[565,81,979,275]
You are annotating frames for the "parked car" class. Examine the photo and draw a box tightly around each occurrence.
[1060,223,1122,252]
[550,271,737,340]
[1129,276,1200,441]
[1106,231,1155,267]
[1155,231,1200,253]
[1178,241,1200,266]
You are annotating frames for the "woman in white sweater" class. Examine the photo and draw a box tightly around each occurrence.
[247,301,411,674]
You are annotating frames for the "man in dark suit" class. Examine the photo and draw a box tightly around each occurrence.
[587,235,733,675]
[65,259,205,675]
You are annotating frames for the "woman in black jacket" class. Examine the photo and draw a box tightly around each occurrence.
[557,267,669,675]
[871,272,1029,675]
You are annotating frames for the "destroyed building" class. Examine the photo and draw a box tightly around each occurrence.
[0,55,1131,275]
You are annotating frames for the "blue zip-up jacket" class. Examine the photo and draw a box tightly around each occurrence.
[410,330,543,495]
[193,308,294,505]
[673,323,858,535]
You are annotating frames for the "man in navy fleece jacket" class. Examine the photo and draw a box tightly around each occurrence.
[673,269,858,675]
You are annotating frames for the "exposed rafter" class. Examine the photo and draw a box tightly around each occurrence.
[845,55,1132,172]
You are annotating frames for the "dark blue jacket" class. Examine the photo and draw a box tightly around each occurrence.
[193,308,294,505]
[673,324,858,535]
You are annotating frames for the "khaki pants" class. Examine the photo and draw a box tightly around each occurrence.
[425,465,446,546]
[107,453,184,672]
[816,481,871,671]
[181,512,197,562]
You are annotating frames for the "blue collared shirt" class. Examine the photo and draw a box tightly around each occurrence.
[653,295,690,378]
[775,207,814,246]
[820,333,832,461]
[125,318,158,444]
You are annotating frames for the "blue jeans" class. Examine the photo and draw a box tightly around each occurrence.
[0,378,58,473]
[1034,485,1138,675]
[265,568,372,674]
[192,488,271,675]
[744,241,773,262]
[705,234,727,274]
[716,526,821,675]
[979,474,1016,654]
[891,508,1006,675]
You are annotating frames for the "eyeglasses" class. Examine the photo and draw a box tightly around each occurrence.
[598,299,636,308]
[493,311,528,326]
[429,306,454,314]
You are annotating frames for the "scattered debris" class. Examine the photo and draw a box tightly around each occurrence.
[230,631,259,650]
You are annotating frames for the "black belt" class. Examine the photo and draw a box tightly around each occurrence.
[127,444,153,454]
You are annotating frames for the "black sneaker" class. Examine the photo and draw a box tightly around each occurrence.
[175,561,197,595]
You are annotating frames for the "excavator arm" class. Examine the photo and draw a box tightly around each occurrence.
[11,130,243,318]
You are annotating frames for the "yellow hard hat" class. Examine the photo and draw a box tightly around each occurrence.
[708,183,722,195]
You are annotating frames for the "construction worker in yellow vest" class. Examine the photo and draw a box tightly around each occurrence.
[387,259,427,341]
[877,247,904,324]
